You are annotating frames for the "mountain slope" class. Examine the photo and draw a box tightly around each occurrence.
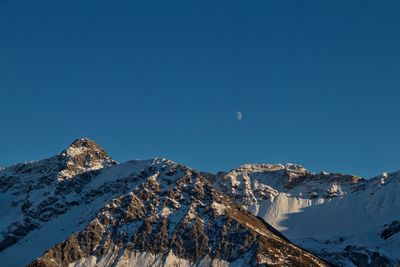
[0,138,116,252]
[0,139,327,267]
[212,164,400,266]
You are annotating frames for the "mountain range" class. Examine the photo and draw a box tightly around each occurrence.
[0,138,399,266]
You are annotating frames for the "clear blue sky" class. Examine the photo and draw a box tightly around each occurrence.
[1,1,399,178]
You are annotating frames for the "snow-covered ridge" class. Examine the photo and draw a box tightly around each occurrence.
[212,164,400,266]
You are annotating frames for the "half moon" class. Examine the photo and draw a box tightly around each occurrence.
[236,111,243,120]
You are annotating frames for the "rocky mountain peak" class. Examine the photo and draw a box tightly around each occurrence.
[61,138,106,156]
[58,138,116,180]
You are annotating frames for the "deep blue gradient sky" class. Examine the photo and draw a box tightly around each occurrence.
[1,1,400,178]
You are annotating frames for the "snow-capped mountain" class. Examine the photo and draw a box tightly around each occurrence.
[0,138,116,254]
[0,139,327,267]
[212,163,400,266]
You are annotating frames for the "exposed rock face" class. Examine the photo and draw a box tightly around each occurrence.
[0,139,327,267]
[58,138,116,180]
[380,221,400,240]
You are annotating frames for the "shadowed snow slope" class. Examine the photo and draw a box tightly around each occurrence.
[213,164,400,266]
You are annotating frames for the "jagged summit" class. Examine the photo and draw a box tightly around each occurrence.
[58,138,116,180]
[60,138,109,158]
